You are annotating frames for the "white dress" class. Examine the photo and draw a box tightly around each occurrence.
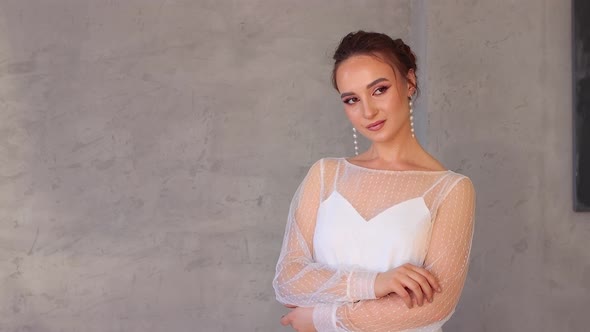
[273,157,476,332]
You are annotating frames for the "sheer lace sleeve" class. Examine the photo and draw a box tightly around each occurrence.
[272,159,379,306]
[312,176,476,331]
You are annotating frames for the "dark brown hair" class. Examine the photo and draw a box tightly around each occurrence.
[331,30,418,97]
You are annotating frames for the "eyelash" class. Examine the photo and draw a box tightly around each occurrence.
[374,85,390,95]
[343,97,358,105]
[342,85,390,105]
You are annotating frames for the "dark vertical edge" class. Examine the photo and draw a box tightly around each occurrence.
[573,0,590,212]
[573,0,578,211]
[572,0,589,211]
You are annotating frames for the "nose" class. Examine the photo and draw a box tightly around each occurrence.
[361,99,378,119]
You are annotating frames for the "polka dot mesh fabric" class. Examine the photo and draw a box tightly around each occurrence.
[273,157,476,331]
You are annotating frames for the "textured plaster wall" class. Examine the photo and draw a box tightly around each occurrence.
[424,1,590,331]
[1,1,588,332]
[0,1,411,331]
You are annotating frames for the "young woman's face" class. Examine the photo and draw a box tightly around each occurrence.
[335,54,415,143]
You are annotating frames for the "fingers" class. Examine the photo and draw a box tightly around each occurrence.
[412,265,442,293]
[409,291,419,308]
[280,313,290,326]
[388,263,442,308]
[405,269,434,303]
[399,275,425,306]
[390,283,413,309]
[402,264,441,304]
[283,304,297,308]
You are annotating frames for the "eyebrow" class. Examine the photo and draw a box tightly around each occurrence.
[340,78,390,98]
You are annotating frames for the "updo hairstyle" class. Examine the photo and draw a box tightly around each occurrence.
[331,30,419,97]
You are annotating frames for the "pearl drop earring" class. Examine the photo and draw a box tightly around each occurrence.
[409,96,415,138]
[352,127,359,155]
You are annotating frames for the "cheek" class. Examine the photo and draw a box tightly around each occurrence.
[344,107,361,123]
[381,96,406,113]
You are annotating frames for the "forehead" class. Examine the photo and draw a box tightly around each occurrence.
[335,54,398,91]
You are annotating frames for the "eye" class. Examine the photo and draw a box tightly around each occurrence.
[343,97,359,105]
[373,86,390,95]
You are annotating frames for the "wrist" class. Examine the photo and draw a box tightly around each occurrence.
[374,272,389,298]
[312,304,338,331]
[347,270,378,301]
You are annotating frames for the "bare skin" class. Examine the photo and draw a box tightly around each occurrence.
[374,263,442,308]
[338,54,446,173]
[282,54,445,331]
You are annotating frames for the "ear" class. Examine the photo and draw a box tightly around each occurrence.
[406,69,417,97]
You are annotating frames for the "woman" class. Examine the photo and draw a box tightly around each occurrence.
[272,31,476,332]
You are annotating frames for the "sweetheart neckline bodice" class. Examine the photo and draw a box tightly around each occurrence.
[320,190,431,223]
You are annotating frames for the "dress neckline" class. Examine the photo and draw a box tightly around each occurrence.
[342,157,451,174]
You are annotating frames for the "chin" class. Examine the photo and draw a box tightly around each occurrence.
[363,131,395,143]
[363,124,396,139]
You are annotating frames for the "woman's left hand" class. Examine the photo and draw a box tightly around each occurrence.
[280,306,317,332]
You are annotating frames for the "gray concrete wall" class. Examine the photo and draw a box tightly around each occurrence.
[0,1,411,331]
[1,1,588,331]
[423,1,590,331]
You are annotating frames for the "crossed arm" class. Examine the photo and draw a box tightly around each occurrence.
[272,159,379,306]
[273,160,476,331]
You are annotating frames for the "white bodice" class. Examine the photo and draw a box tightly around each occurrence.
[313,190,432,272]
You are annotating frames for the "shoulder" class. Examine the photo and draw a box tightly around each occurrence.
[300,158,327,182]
[443,172,476,202]
[307,157,341,174]
[299,157,343,187]
[432,172,476,225]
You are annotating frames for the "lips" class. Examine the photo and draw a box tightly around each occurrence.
[366,120,385,131]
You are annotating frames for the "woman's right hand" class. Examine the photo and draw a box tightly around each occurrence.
[374,263,441,309]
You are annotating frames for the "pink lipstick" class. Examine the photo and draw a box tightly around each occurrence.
[366,120,385,131]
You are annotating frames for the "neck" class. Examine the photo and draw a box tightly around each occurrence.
[365,125,422,165]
